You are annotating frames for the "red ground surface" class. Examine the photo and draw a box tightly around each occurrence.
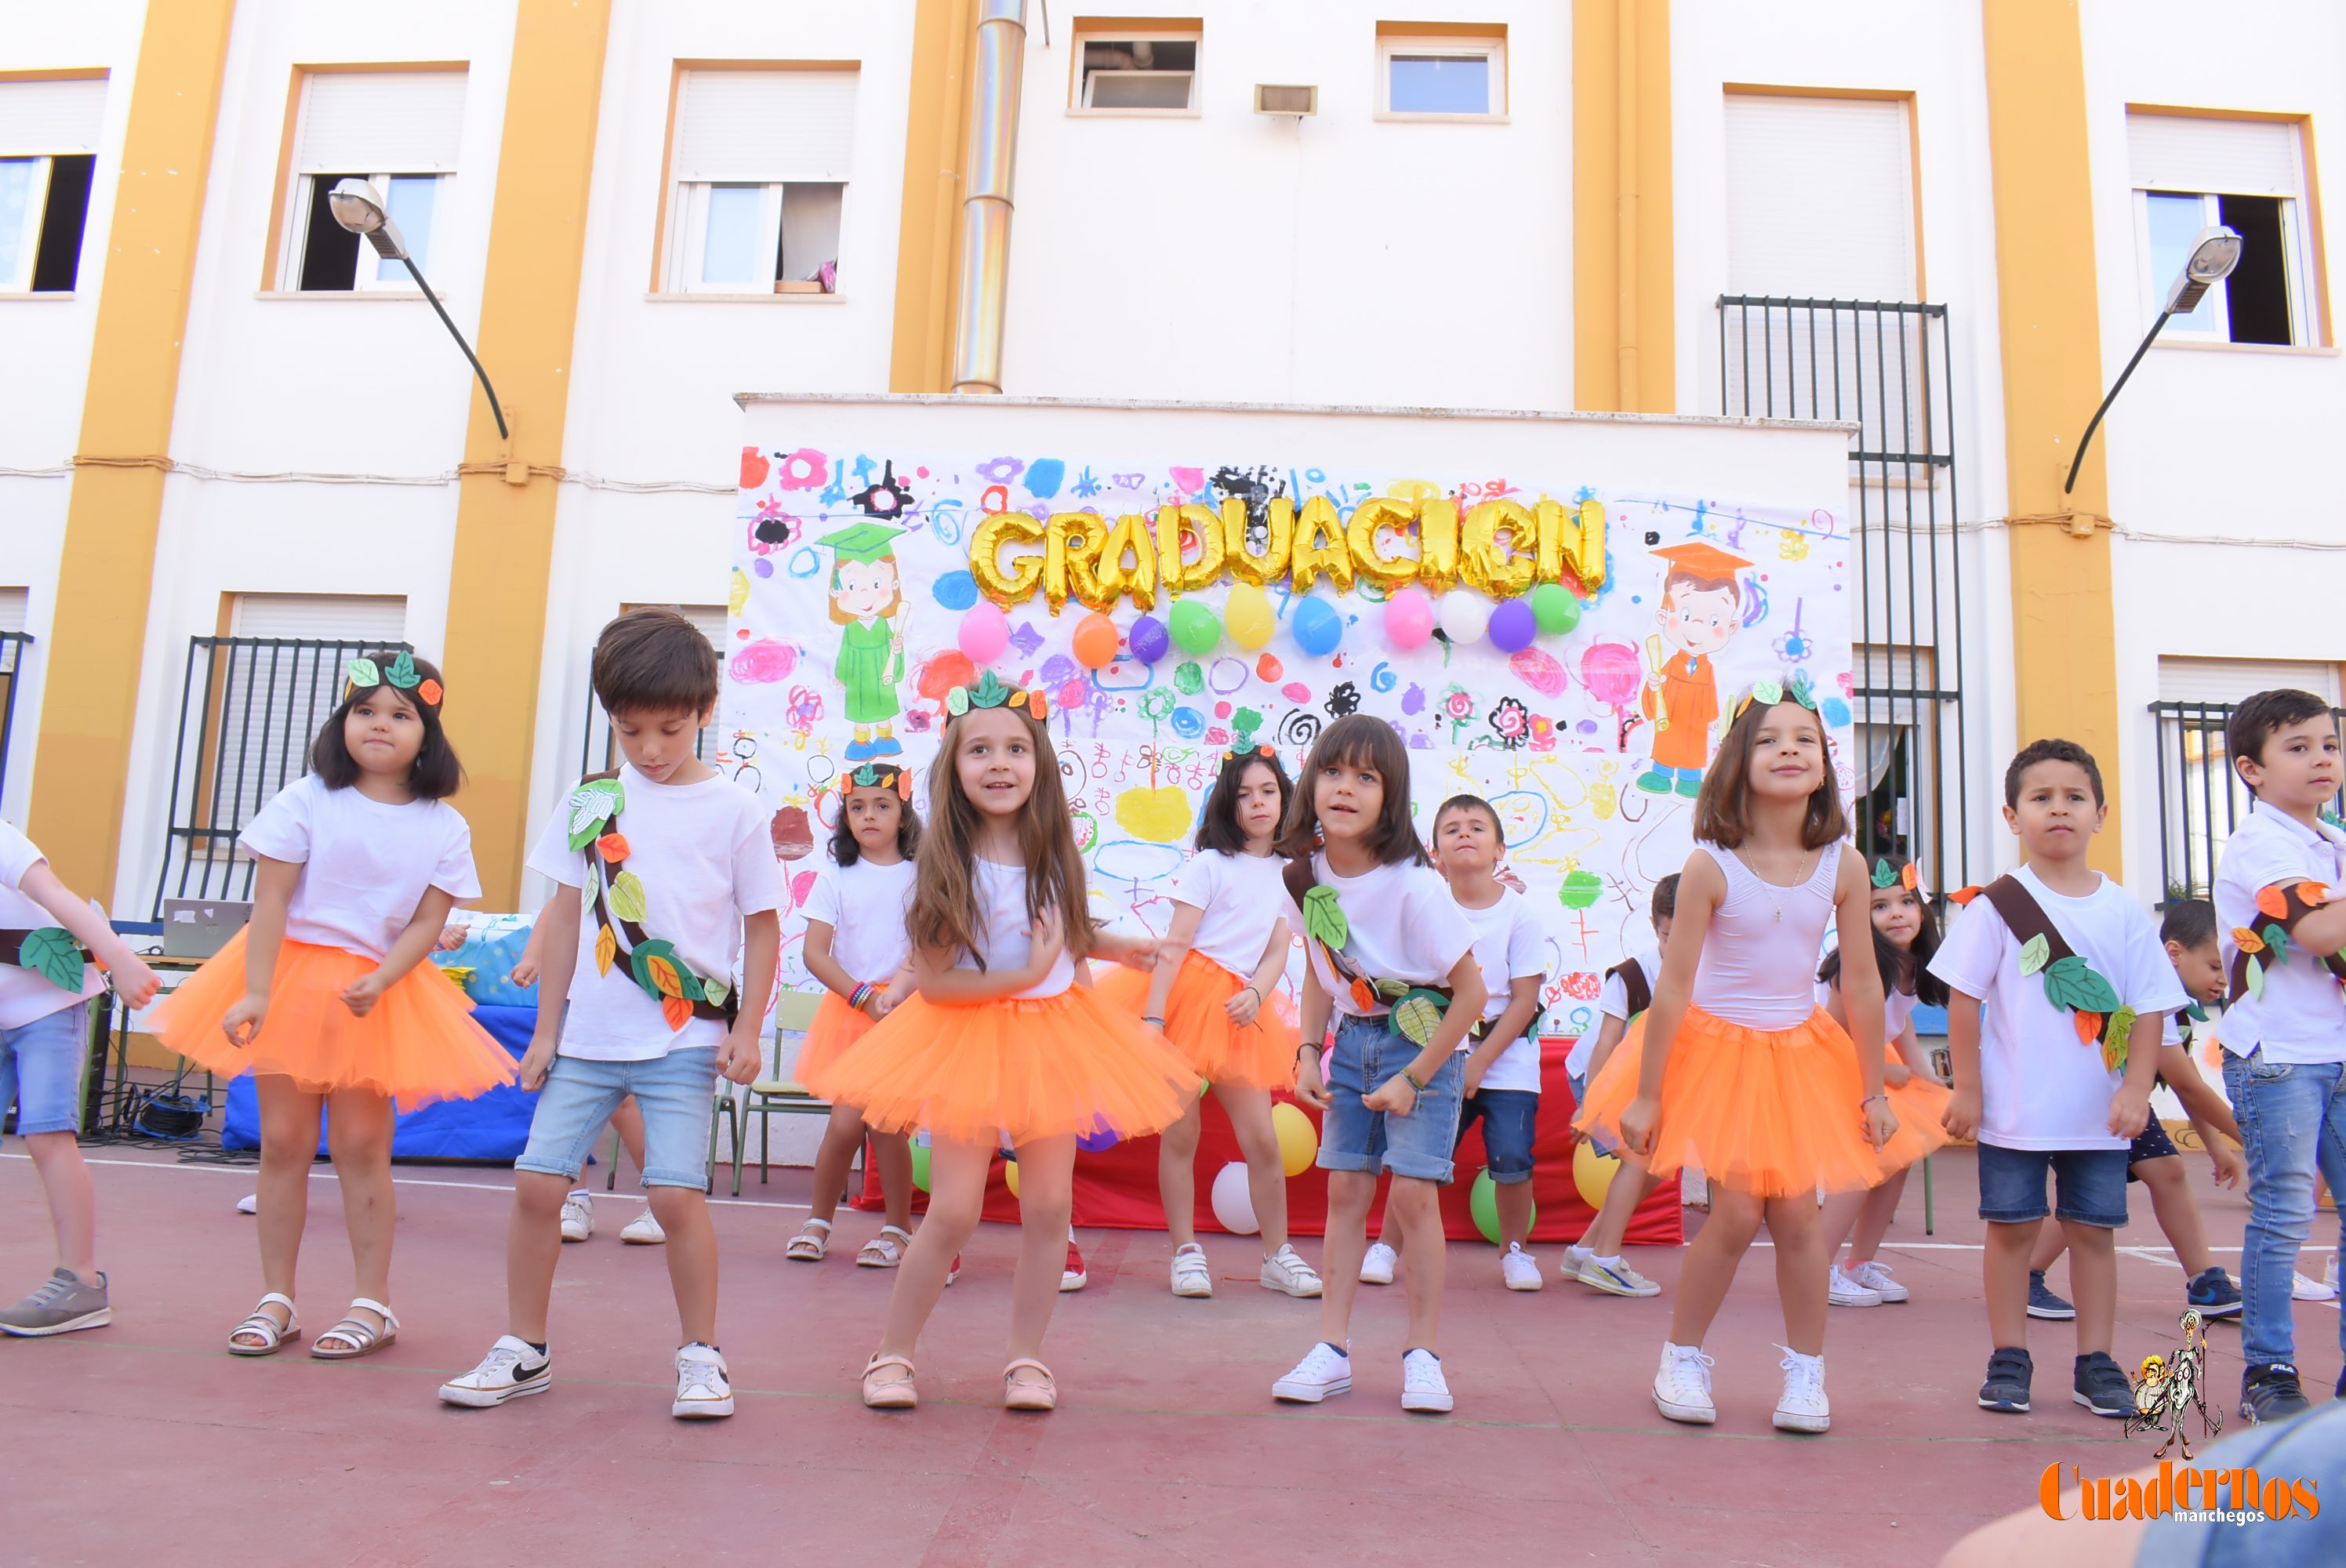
[2,1143,2337,1567]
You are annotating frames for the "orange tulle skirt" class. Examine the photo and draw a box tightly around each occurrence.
[1877,1072,1952,1175]
[794,990,877,1083]
[152,931,516,1112]
[1093,951,1298,1089]
[804,982,1197,1146]
[1572,1004,1895,1198]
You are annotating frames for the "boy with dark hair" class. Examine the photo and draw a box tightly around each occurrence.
[442,608,782,1419]
[1933,739,2184,1420]
[2210,688,2346,1424]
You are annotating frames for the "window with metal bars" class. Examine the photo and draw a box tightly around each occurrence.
[0,630,31,803]
[2149,700,2346,905]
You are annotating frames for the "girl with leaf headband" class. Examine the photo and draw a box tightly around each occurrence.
[155,649,514,1364]
[808,669,1192,1414]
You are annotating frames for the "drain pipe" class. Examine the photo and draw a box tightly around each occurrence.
[952,0,1027,394]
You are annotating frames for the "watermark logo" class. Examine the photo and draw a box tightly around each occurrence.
[2039,1460,2320,1525]
[2123,1308,2220,1461]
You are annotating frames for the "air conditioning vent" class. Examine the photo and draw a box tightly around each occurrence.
[1254,84,1316,117]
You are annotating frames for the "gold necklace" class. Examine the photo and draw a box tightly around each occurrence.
[1763,849,1818,924]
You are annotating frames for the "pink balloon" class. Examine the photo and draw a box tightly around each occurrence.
[957,603,1009,664]
[1384,587,1435,651]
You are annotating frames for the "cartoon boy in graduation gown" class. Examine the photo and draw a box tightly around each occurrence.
[819,521,906,761]
[1637,540,1749,797]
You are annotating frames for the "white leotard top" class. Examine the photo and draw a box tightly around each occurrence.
[1689,840,1842,1030]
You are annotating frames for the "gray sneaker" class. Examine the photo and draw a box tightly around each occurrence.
[0,1268,111,1337]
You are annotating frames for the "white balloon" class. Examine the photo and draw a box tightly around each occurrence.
[1209,1160,1259,1235]
[1436,590,1490,645]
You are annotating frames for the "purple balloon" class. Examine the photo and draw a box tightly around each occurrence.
[1077,1116,1120,1153]
[1128,614,1171,664]
[1487,597,1538,653]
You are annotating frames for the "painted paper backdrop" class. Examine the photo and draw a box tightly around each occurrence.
[727,445,1855,1044]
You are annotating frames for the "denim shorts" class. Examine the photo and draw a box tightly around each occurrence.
[516,1047,718,1189]
[1976,1142,2130,1228]
[0,1001,91,1139]
[1565,1066,1616,1157]
[1317,1013,1466,1183]
[1456,1088,1539,1184]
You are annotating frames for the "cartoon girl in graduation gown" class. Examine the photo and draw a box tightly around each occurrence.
[820,521,907,762]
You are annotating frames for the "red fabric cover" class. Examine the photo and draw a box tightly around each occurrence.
[855,1035,1683,1246]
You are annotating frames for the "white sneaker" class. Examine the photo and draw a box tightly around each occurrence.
[1400,1348,1453,1414]
[559,1190,594,1243]
[1359,1240,1398,1285]
[1652,1341,1716,1425]
[1827,1265,1883,1308]
[1060,1239,1088,1293]
[1272,1341,1353,1403]
[439,1335,551,1407]
[1577,1254,1661,1298]
[1774,1346,1830,1433]
[236,1193,257,1215]
[1501,1243,1544,1292]
[2293,1269,2339,1303]
[620,1209,666,1246]
[1260,1243,1324,1298]
[1171,1243,1214,1298]
[673,1344,734,1419]
[1560,1243,1593,1280]
[1845,1258,1908,1303]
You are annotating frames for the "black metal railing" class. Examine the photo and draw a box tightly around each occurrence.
[2149,700,2346,904]
[0,630,31,801]
[1720,295,1970,895]
[152,636,412,915]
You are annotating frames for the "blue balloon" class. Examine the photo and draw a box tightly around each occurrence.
[1291,597,1343,657]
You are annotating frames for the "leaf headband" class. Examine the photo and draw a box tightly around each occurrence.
[847,760,916,801]
[1730,670,1818,724]
[1871,857,1922,892]
[945,668,1048,720]
[346,652,442,710]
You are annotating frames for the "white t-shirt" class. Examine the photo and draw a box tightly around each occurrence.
[2213,800,2346,1064]
[1566,947,1661,1077]
[960,856,1075,1000]
[525,766,783,1061]
[1815,974,1919,1041]
[1169,849,1291,975]
[1458,886,1549,1092]
[803,857,917,985]
[1278,853,1475,1025]
[0,819,104,1029]
[239,775,480,962]
[1927,865,2187,1151]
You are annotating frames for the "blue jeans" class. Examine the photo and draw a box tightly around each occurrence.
[1455,1088,1539,1183]
[2223,1050,2346,1368]
[1317,1014,1465,1183]
[0,1001,91,1138]
[517,1048,719,1189]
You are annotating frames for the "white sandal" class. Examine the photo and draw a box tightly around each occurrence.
[786,1217,833,1262]
[310,1298,399,1359]
[227,1293,300,1356]
[856,1225,913,1268]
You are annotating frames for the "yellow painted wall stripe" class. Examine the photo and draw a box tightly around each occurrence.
[889,0,976,394]
[27,0,240,897]
[1981,0,2123,867]
[1572,0,1675,415]
[438,0,613,906]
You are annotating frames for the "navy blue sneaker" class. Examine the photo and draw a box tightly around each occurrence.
[2240,1363,2312,1425]
[2185,1266,2242,1319]
[2073,1352,2132,1417]
[1978,1346,2033,1413]
[2026,1270,2075,1321]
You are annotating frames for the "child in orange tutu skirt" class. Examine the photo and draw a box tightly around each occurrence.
[813,670,1191,1413]
[154,651,513,1360]
[788,760,922,1267]
[1575,677,1898,1434]
[1814,852,1952,1308]
[1096,745,1323,1301]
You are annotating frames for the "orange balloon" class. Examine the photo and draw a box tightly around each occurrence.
[1072,611,1120,670]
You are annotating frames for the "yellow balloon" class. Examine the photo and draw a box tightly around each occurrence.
[1346,495,1418,589]
[1271,1101,1318,1178]
[1538,496,1608,595]
[1091,510,1159,612]
[1156,503,1226,593]
[1416,496,1461,594]
[1222,495,1293,587]
[1003,1156,1022,1200]
[971,510,1046,607]
[1226,582,1276,650]
[1288,496,1355,595]
[1046,512,1108,613]
[1573,1137,1622,1211]
[1462,498,1538,598]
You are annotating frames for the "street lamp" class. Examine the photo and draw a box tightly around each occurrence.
[2063,226,2242,495]
[328,178,510,441]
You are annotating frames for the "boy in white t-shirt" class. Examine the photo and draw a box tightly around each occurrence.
[441,609,782,1421]
[1560,874,1677,1299]
[1931,739,2184,1422]
[0,822,161,1336]
[2206,689,2346,1425]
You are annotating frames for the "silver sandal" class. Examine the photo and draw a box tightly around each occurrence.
[227,1293,300,1356]
[310,1298,399,1359]
[786,1217,833,1261]
[856,1225,913,1268]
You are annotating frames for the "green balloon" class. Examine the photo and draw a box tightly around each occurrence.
[1530,583,1582,637]
[910,1139,932,1194]
[1469,1167,1532,1246]
[1169,598,1220,655]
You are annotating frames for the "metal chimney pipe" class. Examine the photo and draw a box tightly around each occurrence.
[952,0,1027,394]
